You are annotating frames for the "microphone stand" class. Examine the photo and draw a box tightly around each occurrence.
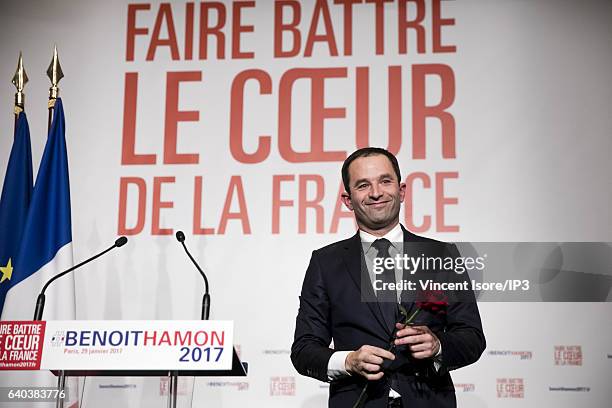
[33,237,127,320]
[169,231,211,408]
[32,236,128,408]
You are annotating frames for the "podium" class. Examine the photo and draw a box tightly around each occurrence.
[0,320,247,408]
[52,347,247,377]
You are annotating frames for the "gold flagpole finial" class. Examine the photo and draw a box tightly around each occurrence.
[12,51,28,114]
[46,44,64,107]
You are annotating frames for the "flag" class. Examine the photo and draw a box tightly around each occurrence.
[0,99,78,408]
[0,112,33,315]
[1,98,75,320]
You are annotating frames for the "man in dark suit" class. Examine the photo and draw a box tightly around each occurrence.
[291,147,485,408]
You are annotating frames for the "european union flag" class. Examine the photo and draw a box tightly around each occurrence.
[0,112,33,315]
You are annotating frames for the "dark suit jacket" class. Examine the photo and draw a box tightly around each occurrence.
[291,226,486,408]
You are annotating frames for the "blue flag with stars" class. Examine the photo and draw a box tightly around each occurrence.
[0,112,33,315]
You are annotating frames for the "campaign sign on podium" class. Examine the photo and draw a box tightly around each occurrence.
[0,321,45,370]
[0,321,233,371]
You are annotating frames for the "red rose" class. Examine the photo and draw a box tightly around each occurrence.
[416,289,448,314]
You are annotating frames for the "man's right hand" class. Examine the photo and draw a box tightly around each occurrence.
[345,345,395,380]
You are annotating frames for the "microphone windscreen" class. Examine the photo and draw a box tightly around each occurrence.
[115,236,128,247]
[176,231,185,242]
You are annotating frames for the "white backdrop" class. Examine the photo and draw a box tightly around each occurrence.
[1,0,611,406]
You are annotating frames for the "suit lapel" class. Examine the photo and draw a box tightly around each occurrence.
[341,233,391,336]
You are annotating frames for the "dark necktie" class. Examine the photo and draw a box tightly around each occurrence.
[372,239,399,324]
[372,238,401,396]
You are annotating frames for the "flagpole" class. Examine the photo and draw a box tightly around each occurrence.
[11,51,28,129]
[46,45,63,131]
[46,44,67,408]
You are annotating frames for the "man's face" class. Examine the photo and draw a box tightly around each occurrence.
[341,154,406,235]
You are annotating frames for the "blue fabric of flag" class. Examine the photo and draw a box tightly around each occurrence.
[0,112,33,313]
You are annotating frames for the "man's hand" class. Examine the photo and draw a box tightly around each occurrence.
[345,345,395,380]
[394,323,440,359]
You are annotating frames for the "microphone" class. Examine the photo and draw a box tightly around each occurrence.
[33,236,129,320]
[175,231,210,320]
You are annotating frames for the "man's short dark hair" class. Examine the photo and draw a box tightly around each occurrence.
[341,147,401,194]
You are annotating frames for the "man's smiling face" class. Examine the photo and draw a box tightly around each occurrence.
[341,154,406,236]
